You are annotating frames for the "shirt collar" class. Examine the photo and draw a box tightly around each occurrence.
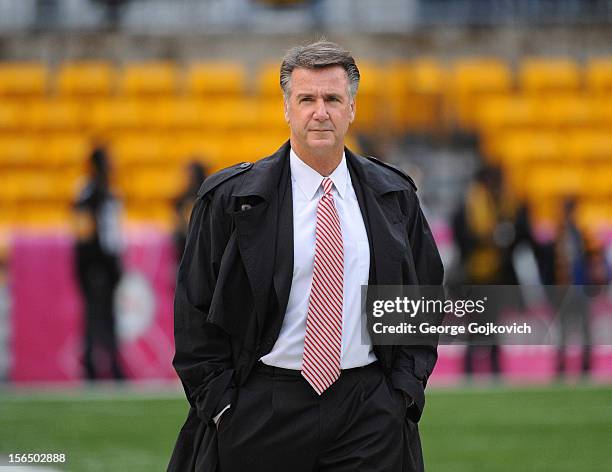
[289,147,348,201]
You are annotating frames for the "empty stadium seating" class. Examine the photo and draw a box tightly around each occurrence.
[0,58,610,236]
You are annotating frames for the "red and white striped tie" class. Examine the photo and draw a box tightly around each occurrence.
[301,177,344,395]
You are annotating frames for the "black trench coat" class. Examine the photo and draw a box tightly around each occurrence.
[168,141,444,472]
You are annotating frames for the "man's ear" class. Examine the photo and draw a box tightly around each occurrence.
[349,98,356,123]
[284,99,290,123]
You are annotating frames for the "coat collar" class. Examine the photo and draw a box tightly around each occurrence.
[344,147,414,196]
[231,140,413,200]
[231,141,291,201]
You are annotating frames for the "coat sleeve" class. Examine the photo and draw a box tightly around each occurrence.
[173,191,236,426]
[390,193,444,423]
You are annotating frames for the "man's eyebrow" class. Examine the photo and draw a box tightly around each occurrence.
[295,92,344,99]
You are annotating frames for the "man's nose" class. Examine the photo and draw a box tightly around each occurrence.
[312,98,329,120]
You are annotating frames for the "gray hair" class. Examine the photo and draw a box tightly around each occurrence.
[280,39,360,100]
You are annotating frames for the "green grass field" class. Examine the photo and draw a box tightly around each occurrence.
[1,384,611,471]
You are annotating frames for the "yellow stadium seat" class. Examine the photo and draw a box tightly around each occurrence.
[122,201,146,222]
[409,58,446,95]
[148,98,206,129]
[186,62,246,96]
[2,171,68,202]
[495,131,568,197]
[0,63,47,96]
[0,136,40,167]
[199,98,260,131]
[355,61,383,98]
[581,165,612,198]
[110,133,169,167]
[88,99,150,132]
[148,201,175,228]
[525,163,586,201]
[518,58,581,94]
[112,168,133,198]
[0,101,28,131]
[255,62,282,98]
[255,97,288,133]
[43,134,91,168]
[129,166,185,201]
[119,62,178,96]
[0,202,17,227]
[0,174,20,203]
[449,58,513,130]
[536,94,597,129]
[381,61,412,132]
[497,131,565,170]
[565,130,612,161]
[586,58,612,95]
[164,132,225,165]
[594,96,612,126]
[475,95,541,133]
[230,131,291,165]
[402,58,448,133]
[20,201,72,228]
[63,169,84,198]
[476,96,542,159]
[56,61,116,96]
[351,62,383,132]
[26,100,84,131]
[123,200,174,227]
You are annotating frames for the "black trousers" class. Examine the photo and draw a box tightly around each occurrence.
[217,362,406,472]
[80,262,124,381]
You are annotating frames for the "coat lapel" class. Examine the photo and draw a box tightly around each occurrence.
[231,141,293,334]
[346,148,415,368]
[273,157,294,324]
[346,148,409,286]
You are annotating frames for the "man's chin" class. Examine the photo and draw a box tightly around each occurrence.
[306,136,336,150]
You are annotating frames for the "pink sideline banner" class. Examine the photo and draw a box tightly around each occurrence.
[7,230,612,384]
[10,231,177,383]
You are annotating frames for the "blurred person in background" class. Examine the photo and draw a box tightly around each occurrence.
[586,245,611,287]
[173,161,207,263]
[73,146,124,381]
[452,165,518,379]
[554,197,593,379]
[513,202,557,287]
[169,40,443,472]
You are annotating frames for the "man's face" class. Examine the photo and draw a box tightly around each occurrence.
[284,66,356,155]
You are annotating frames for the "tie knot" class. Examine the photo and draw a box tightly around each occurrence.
[321,177,334,196]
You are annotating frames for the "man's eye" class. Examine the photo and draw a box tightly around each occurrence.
[300,97,313,102]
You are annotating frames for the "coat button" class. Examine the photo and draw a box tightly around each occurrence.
[239,162,251,168]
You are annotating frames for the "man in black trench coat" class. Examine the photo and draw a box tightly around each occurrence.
[168,40,444,472]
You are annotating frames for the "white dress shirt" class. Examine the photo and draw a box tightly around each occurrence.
[260,148,376,370]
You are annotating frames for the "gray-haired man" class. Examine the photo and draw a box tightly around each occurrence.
[168,40,443,472]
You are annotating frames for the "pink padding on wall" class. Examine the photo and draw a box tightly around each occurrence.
[9,232,177,383]
[7,231,612,384]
